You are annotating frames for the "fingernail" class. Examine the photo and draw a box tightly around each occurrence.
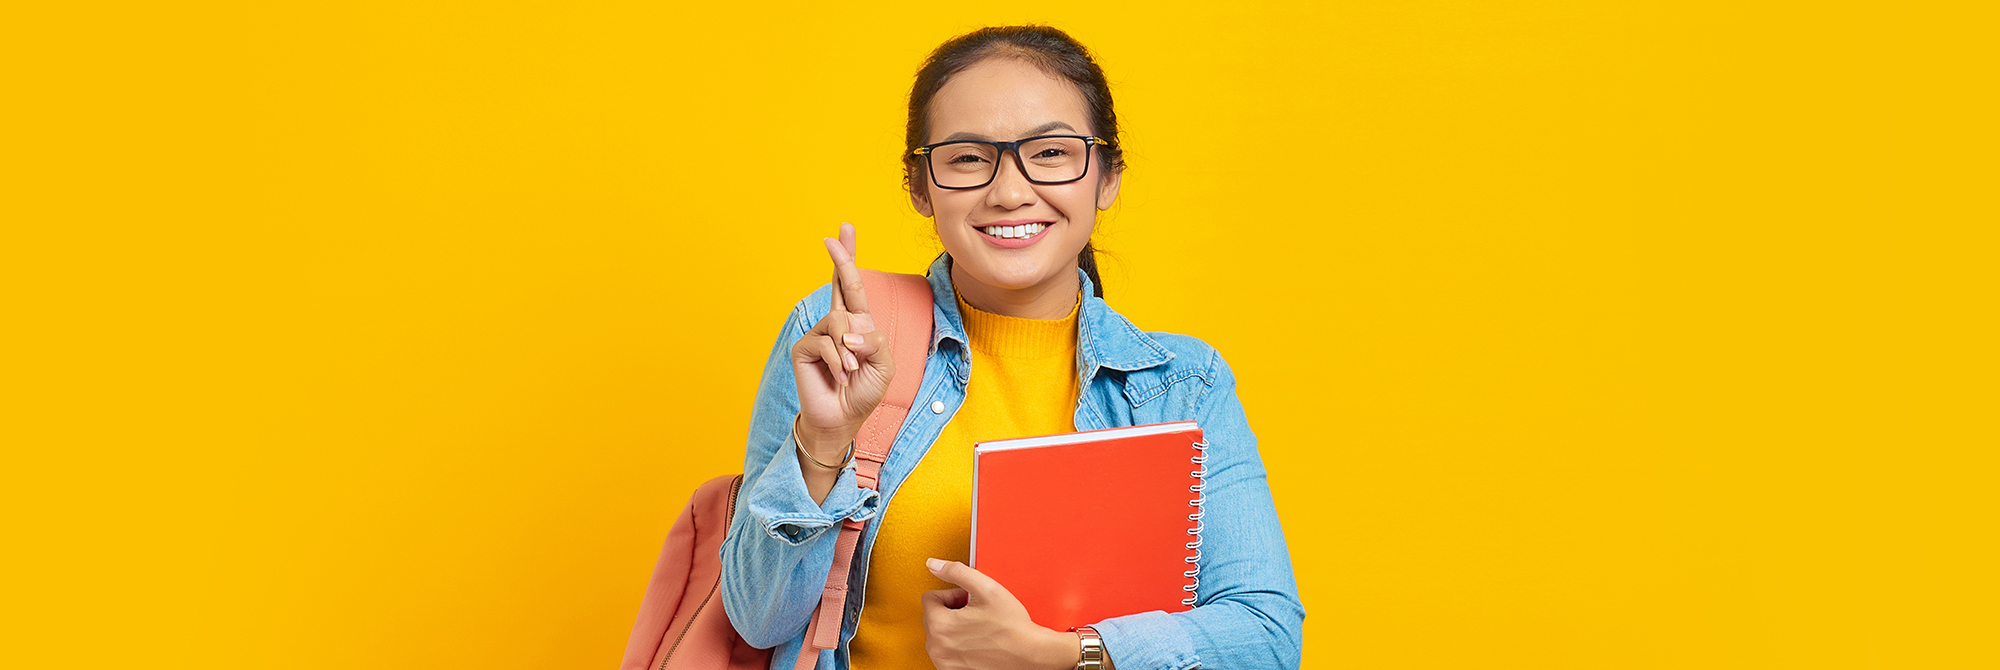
[843,334,864,347]
[844,351,859,371]
[926,558,945,573]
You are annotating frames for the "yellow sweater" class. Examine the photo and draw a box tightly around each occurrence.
[848,292,1080,670]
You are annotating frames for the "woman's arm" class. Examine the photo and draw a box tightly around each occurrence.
[920,349,1304,670]
[1090,350,1307,670]
[718,284,885,649]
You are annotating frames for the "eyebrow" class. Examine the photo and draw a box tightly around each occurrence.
[941,121,1078,142]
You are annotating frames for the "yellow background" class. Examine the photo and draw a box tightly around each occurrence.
[4,1,1992,668]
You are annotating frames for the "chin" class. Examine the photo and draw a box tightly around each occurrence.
[958,252,1073,290]
[982,269,1055,291]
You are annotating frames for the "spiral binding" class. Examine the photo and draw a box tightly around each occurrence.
[1182,439,1209,606]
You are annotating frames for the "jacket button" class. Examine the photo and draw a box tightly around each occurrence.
[931,400,945,414]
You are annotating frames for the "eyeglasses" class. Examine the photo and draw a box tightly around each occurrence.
[912,134,1111,190]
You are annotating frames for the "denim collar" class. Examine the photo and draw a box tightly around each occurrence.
[923,254,1174,383]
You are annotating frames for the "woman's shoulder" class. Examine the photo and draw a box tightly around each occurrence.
[1086,299,1239,405]
[1118,329,1237,393]
[1143,329,1224,362]
[1086,306,1254,436]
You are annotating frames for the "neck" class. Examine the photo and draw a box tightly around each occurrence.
[951,261,1082,320]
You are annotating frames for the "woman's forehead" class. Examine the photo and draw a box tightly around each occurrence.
[927,58,1092,142]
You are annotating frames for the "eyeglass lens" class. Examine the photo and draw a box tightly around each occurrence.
[929,137,1090,188]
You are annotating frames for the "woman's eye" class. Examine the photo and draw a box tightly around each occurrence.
[1033,148,1071,158]
[948,154,989,164]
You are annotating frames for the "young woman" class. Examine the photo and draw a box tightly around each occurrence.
[720,26,1304,670]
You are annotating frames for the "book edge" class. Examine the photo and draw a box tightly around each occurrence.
[971,421,1200,454]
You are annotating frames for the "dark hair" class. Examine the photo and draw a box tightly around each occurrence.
[904,25,1123,299]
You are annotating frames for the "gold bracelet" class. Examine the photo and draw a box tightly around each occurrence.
[793,423,853,470]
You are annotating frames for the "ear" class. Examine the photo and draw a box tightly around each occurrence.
[1095,167,1123,211]
[909,177,935,218]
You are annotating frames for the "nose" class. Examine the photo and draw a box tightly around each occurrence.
[983,149,1037,210]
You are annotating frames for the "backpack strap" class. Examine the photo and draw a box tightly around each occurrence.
[796,270,934,669]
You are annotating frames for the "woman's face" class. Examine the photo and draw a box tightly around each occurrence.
[914,57,1121,297]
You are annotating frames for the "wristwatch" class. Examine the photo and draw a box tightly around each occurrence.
[1072,626,1104,670]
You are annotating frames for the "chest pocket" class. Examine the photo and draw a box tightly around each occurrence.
[1118,365,1214,418]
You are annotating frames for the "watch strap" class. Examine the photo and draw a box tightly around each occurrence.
[1071,626,1104,670]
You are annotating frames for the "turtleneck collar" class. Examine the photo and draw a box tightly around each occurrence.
[955,289,1079,360]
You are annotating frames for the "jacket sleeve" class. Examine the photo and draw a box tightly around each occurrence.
[720,284,883,649]
[1090,350,1307,670]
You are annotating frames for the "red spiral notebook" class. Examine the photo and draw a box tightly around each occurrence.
[971,421,1207,631]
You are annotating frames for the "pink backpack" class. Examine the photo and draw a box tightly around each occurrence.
[618,270,934,670]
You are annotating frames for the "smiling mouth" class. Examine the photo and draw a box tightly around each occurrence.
[978,222,1049,239]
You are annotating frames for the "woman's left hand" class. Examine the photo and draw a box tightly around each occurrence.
[922,558,1083,670]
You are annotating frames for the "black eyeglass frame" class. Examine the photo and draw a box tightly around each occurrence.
[911,134,1112,190]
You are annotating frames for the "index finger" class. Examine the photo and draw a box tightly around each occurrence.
[824,236,845,314]
[823,233,871,317]
[825,223,859,314]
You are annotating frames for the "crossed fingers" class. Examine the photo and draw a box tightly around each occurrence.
[816,223,874,385]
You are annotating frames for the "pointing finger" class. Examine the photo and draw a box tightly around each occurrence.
[825,236,847,315]
[824,235,873,322]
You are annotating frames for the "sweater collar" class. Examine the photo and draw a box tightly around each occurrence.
[924,254,1175,381]
[955,290,1078,360]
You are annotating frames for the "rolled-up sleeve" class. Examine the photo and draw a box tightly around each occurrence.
[1093,350,1306,669]
[720,284,882,650]
[746,439,881,545]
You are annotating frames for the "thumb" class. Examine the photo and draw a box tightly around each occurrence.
[842,330,893,369]
[926,558,1000,603]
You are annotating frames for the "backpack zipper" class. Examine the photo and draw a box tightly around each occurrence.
[659,476,743,670]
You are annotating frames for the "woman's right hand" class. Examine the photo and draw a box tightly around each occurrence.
[790,223,896,463]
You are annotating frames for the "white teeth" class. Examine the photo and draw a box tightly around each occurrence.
[981,223,1048,239]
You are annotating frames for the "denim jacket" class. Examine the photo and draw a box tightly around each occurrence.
[721,255,1305,670]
